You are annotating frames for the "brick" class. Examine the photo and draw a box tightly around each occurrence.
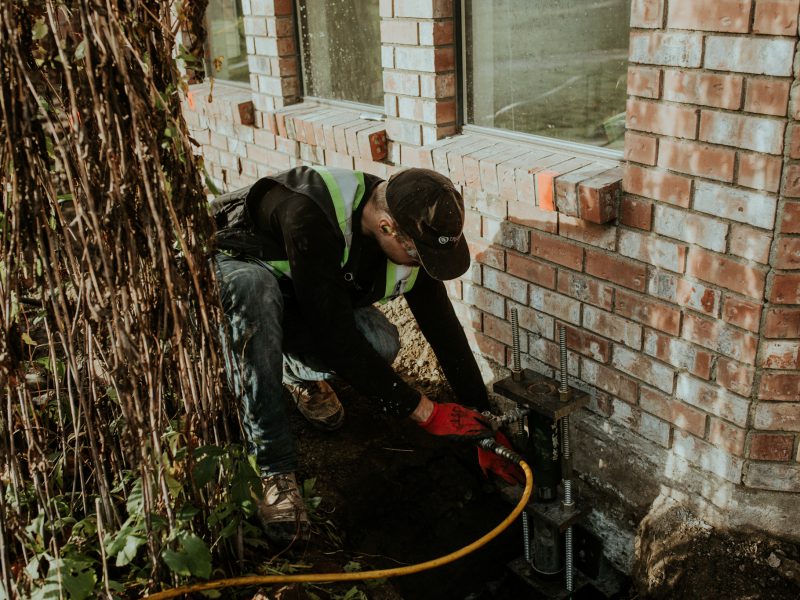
[469,330,506,365]
[620,197,653,230]
[586,251,647,292]
[612,346,675,393]
[507,253,556,289]
[686,248,766,300]
[610,399,672,447]
[627,66,661,99]
[754,402,800,431]
[744,78,791,117]
[737,152,782,193]
[651,281,716,329]
[480,148,531,194]
[745,463,800,492]
[387,119,422,145]
[529,285,581,325]
[617,288,681,335]
[555,165,610,217]
[708,417,747,456]
[705,36,796,76]
[694,181,777,230]
[653,205,727,253]
[584,306,642,349]
[383,71,420,96]
[418,21,455,45]
[631,0,664,28]
[619,229,686,273]
[749,433,795,461]
[629,31,703,67]
[624,131,658,166]
[564,324,611,363]
[759,340,800,369]
[683,312,759,364]
[419,73,456,99]
[582,359,639,403]
[722,296,761,332]
[484,314,526,352]
[640,386,707,437]
[510,301,555,339]
[557,272,614,310]
[380,20,419,45]
[394,46,453,73]
[527,336,580,376]
[470,240,504,271]
[558,215,617,251]
[699,111,785,155]
[626,98,698,139]
[676,373,751,427]
[667,0,752,32]
[729,225,772,264]
[530,232,583,271]
[775,237,800,269]
[716,357,755,396]
[463,282,504,318]
[643,330,713,379]
[578,169,621,224]
[758,372,800,400]
[508,202,558,233]
[394,0,454,19]
[785,164,800,198]
[496,221,530,253]
[768,273,800,304]
[657,138,735,182]
[753,0,800,35]
[764,307,800,338]
[662,70,743,110]
[782,202,800,234]
[483,267,528,304]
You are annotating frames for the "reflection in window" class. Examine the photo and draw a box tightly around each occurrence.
[465,0,630,149]
[206,0,249,83]
[297,0,383,106]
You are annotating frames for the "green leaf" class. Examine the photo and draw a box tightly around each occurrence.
[74,40,87,60]
[32,18,48,41]
[21,332,36,345]
[126,478,144,514]
[193,455,219,487]
[115,534,146,567]
[162,533,212,579]
[343,561,361,572]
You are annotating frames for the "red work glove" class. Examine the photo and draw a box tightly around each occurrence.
[477,430,526,486]
[417,402,492,441]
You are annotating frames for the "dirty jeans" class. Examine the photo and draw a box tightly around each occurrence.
[214,254,400,476]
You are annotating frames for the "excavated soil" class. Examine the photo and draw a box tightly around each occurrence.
[249,298,800,600]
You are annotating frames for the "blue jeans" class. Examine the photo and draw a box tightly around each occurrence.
[214,254,400,475]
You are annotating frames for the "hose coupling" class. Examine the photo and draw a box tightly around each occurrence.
[481,407,530,430]
[478,438,523,465]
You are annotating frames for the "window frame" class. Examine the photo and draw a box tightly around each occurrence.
[204,0,251,86]
[458,0,625,161]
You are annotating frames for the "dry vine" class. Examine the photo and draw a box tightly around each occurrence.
[0,1,249,597]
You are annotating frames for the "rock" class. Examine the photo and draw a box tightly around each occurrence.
[769,553,782,569]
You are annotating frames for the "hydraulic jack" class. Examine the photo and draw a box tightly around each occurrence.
[492,308,591,598]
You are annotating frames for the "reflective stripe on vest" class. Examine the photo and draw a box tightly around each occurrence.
[267,166,419,301]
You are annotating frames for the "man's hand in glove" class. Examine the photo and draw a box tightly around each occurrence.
[478,430,526,486]
[416,400,492,441]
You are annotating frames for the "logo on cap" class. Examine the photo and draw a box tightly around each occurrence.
[438,235,459,245]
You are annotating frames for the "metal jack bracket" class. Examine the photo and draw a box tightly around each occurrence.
[493,310,588,596]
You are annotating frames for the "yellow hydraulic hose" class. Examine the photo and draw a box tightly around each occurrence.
[144,460,533,599]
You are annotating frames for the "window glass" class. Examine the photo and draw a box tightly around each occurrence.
[466,0,631,149]
[206,0,249,83]
[298,0,383,106]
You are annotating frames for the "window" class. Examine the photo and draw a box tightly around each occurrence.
[464,0,631,150]
[297,0,383,107]
[206,0,249,83]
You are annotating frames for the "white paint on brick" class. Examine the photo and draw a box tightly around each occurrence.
[610,399,671,448]
[643,330,703,373]
[530,285,581,325]
[629,32,703,67]
[381,46,395,69]
[583,305,642,349]
[705,36,796,76]
[744,463,800,493]
[612,346,675,392]
[394,46,436,72]
[694,181,777,230]
[653,205,728,252]
[672,430,744,483]
[675,373,749,426]
[254,36,278,57]
[619,229,685,272]
[700,111,785,154]
[754,403,800,431]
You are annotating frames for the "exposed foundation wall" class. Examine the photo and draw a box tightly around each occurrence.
[183,0,800,563]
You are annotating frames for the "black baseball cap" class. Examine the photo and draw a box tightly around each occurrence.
[385,168,470,281]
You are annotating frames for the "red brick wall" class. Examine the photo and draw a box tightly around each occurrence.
[184,0,800,532]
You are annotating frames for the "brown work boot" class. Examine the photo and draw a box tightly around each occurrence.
[255,472,310,546]
[285,380,345,431]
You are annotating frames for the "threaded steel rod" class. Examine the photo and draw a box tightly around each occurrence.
[511,307,522,381]
[558,325,567,394]
[558,325,574,593]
